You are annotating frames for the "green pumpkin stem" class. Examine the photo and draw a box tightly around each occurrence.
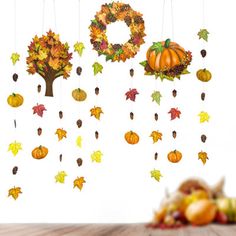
[164,39,171,48]
[12,93,16,96]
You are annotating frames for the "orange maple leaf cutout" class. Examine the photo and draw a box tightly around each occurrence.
[73,177,86,191]
[8,186,22,200]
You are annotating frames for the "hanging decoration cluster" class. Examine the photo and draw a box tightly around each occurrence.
[197,26,211,164]
[7,0,23,200]
[3,0,216,201]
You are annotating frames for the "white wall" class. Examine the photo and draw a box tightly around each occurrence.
[0,0,235,223]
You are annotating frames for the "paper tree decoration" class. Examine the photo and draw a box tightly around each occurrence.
[26,30,73,97]
[140,38,192,80]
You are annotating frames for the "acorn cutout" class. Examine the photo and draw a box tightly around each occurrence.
[76,119,82,128]
[130,112,134,120]
[201,92,206,101]
[201,134,207,143]
[130,68,134,77]
[12,166,18,175]
[59,154,62,162]
[59,111,63,119]
[154,113,158,121]
[76,66,82,76]
[77,158,83,167]
[95,87,99,95]
[154,152,158,160]
[13,73,18,82]
[37,84,41,93]
[37,127,42,136]
[172,89,177,97]
[172,130,177,139]
[95,131,99,139]
[201,49,207,58]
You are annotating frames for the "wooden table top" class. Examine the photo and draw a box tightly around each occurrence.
[0,223,235,236]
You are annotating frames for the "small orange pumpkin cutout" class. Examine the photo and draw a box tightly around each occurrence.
[125,131,139,145]
[32,145,48,159]
[167,150,182,163]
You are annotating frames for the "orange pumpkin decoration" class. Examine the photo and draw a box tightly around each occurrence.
[145,39,192,79]
[32,145,48,159]
[167,150,182,163]
[7,93,24,108]
[125,131,139,145]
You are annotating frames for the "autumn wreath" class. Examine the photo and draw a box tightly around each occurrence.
[89,2,145,62]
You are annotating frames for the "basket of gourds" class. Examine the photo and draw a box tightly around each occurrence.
[149,178,236,229]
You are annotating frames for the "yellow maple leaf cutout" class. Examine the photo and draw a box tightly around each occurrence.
[55,171,67,183]
[38,50,48,60]
[198,111,210,123]
[76,136,82,148]
[8,141,22,156]
[73,177,86,191]
[198,151,209,165]
[55,128,67,141]
[74,42,85,57]
[8,187,22,200]
[90,106,103,120]
[49,57,60,70]
[91,150,103,163]
[150,169,163,182]
[11,52,20,65]
[150,131,163,143]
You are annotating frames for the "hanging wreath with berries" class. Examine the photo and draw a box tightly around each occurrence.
[89,2,145,62]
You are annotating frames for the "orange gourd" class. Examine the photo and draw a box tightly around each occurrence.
[7,93,24,108]
[32,145,48,159]
[72,88,87,102]
[146,39,191,77]
[185,199,217,225]
[125,131,139,145]
[167,150,182,163]
[196,68,212,82]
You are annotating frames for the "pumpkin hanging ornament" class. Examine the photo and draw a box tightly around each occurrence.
[197,0,211,164]
[124,131,140,145]
[31,145,48,160]
[140,38,192,81]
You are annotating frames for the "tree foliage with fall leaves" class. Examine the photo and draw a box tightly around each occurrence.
[26,30,73,97]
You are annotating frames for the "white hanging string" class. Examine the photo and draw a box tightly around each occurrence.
[161,0,166,39]
[13,0,17,51]
[202,0,205,28]
[53,0,57,32]
[42,0,45,34]
[78,0,81,41]
[170,0,174,41]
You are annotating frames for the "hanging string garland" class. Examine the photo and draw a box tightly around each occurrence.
[89,2,145,62]
[89,61,104,163]
[7,0,23,200]
[197,0,210,165]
